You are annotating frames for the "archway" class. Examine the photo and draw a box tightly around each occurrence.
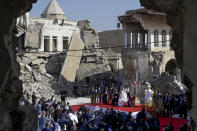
[165,59,177,75]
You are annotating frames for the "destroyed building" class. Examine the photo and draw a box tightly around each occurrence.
[16,0,112,100]
[17,0,80,52]
[1,0,197,130]
[99,8,179,82]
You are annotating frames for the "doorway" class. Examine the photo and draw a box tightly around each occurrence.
[44,36,50,52]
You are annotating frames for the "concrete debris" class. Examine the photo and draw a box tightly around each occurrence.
[151,72,188,95]
[77,20,111,81]
[60,32,84,82]
[18,53,66,101]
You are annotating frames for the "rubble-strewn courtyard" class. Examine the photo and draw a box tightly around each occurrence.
[0,0,196,130]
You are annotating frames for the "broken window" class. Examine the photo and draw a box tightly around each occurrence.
[63,37,69,51]
[154,29,159,47]
[44,36,50,52]
[162,30,167,47]
[52,36,58,52]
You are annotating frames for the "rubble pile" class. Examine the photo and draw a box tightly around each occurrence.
[151,72,187,95]
[17,53,66,101]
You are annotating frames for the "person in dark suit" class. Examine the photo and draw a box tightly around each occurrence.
[112,91,119,105]
[168,95,175,116]
[136,108,146,128]
[163,93,170,115]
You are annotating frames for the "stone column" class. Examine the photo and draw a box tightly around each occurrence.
[145,33,148,48]
[138,32,140,48]
[159,31,162,47]
[39,35,44,52]
[124,31,128,48]
[147,30,151,49]
[167,32,170,47]
[130,32,133,48]
[49,35,53,52]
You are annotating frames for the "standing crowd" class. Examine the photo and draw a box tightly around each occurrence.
[153,92,188,119]
[90,83,135,107]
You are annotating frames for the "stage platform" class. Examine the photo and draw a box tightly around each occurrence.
[71,103,189,131]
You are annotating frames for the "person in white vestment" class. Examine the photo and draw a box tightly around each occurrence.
[118,91,128,106]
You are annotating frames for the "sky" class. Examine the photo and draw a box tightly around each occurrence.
[30,0,142,31]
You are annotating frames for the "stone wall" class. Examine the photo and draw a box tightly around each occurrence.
[98,29,124,53]
[76,20,111,81]
[25,23,43,49]
[121,51,151,81]
[0,0,38,130]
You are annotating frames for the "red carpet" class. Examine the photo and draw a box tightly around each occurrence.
[71,103,188,131]
[71,103,144,112]
[159,117,188,131]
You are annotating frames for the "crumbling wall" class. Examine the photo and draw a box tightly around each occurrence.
[0,0,37,130]
[121,52,151,81]
[98,29,124,53]
[24,23,43,49]
[77,20,111,81]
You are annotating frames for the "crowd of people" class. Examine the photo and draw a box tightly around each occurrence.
[152,91,188,119]
[35,97,162,131]
[18,86,193,131]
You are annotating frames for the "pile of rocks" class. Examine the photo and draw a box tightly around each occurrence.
[17,53,65,101]
[151,72,187,95]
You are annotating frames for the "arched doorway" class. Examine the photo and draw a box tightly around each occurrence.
[165,59,177,75]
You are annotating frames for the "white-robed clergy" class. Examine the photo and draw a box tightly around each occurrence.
[145,84,154,107]
[118,91,128,107]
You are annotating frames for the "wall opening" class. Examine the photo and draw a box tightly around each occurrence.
[165,59,177,75]
[63,37,69,51]
[44,36,50,52]
[154,29,159,47]
[52,36,58,52]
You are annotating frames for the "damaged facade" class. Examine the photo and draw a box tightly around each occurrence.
[99,8,178,83]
